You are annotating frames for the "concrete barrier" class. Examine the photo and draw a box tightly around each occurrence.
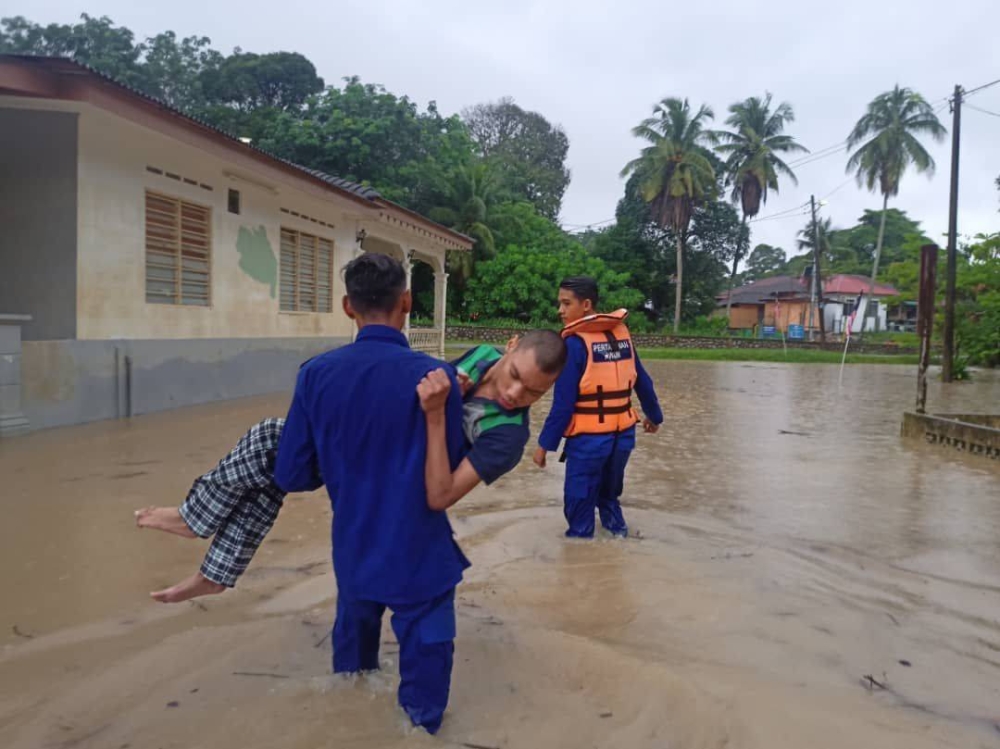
[901,412,1000,461]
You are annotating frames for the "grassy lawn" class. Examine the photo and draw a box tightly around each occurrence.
[446,341,920,366]
[637,347,919,365]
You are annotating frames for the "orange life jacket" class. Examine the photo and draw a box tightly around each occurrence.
[561,309,639,437]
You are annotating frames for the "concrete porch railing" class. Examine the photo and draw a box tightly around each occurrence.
[409,327,444,358]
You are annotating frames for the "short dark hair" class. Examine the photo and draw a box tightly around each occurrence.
[559,276,599,308]
[343,253,407,316]
[517,329,568,375]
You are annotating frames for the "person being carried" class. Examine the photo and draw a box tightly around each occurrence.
[533,276,663,538]
[135,333,566,604]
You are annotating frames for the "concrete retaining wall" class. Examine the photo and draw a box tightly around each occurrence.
[447,327,917,356]
[20,336,348,431]
[901,412,1000,460]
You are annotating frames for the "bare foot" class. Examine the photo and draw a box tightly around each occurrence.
[134,507,196,538]
[151,572,226,603]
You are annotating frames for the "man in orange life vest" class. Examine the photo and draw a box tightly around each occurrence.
[533,276,663,538]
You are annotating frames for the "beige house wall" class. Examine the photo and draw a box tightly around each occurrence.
[1,95,457,343]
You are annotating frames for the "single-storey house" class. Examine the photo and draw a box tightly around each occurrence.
[715,275,821,334]
[820,275,900,334]
[0,55,472,434]
[716,273,899,335]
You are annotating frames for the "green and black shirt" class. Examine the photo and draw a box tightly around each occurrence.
[450,345,531,485]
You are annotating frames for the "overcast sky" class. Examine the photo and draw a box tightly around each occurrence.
[17,0,1000,256]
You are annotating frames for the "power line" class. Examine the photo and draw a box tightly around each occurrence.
[966,102,1000,118]
[787,144,848,170]
[749,202,811,223]
[963,77,1000,98]
[562,217,615,230]
[787,140,846,168]
[819,176,855,202]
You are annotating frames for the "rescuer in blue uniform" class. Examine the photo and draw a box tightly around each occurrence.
[533,276,664,538]
[273,253,469,735]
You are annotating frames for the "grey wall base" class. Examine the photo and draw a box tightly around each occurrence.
[21,336,348,432]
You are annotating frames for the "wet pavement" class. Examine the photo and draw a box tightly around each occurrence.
[1,361,999,748]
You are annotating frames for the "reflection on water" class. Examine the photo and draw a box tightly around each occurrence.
[1,361,998,748]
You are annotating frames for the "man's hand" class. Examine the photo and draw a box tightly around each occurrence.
[533,446,548,468]
[642,418,660,434]
[417,368,452,415]
[456,371,473,396]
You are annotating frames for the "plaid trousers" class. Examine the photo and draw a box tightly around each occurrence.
[178,418,287,587]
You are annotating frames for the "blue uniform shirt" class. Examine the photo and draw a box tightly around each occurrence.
[537,334,663,453]
[274,325,470,605]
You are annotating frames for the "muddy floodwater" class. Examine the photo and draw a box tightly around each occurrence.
[2,361,999,748]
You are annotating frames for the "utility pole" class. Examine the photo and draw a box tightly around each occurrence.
[811,195,827,344]
[916,244,938,413]
[942,84,962,382]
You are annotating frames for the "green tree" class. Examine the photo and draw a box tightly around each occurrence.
[622,98,716,331]
[745,243,787,281]
[591,177,672,317]
[0,14,146,88]
[201,51,323,112]
[954,233,1000,367]
[198,51,324,140]
[796,216,835,264]
[467,243,642,324]
[846,86,946,318]
[594,172,741,323]
[830,208,928,273]
[713,94,807,318]
[141,31,222,110]
[428,160,502,300]
[463,97,570,220]
[254,78,473,212]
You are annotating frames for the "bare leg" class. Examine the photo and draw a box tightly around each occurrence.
[135,507,197,539]
[150,572,226,603]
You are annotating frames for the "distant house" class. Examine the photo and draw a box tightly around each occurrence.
[0,55,472,433]
[820,275,900,334]
[716,273,899,335]
[714,275,819,334]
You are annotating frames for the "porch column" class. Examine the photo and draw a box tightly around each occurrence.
[403,252,414,340]
[434,271,449,359]
[350,232,365,343]
[0,314,32,436]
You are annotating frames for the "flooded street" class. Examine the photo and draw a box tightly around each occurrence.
[1,360,999,748]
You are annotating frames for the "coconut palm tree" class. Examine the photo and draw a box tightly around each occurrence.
[713,94,808,320]
[796,216,834,260]
[621,98,716,332]
[429,160,499,294]
[846,86,946,331]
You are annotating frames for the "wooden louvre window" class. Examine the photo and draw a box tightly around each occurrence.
[145,191,212,306]
[280,228,334,312]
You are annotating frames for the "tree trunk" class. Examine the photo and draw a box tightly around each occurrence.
[724,215,749,323]
[859,193,889,341]
[673,232,684,334]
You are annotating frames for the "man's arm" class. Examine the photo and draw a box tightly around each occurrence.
[534,335,586,466]
[273,368,321,493]
[634,349,664,432]
[419,369,482,511]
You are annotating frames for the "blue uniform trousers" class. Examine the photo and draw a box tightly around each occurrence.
[563,428,636,538]
[333,587,456,734]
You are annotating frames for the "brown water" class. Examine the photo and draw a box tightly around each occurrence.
[1,361,999,748]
